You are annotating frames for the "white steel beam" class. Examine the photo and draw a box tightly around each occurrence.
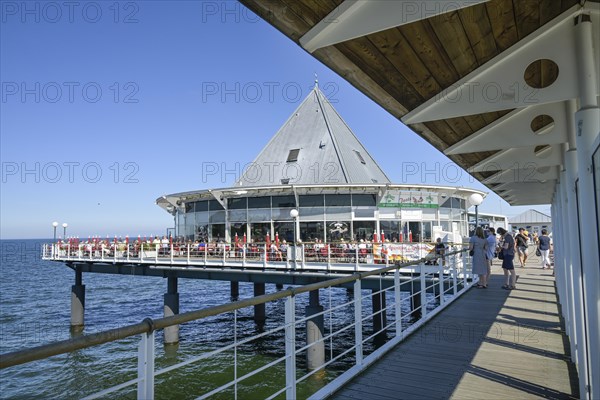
[445,101,569,155]
[300,0,489,53]
[483,165,559,185]
[470,144,562,173]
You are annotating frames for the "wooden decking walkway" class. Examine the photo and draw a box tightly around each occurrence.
[332,254,579,399]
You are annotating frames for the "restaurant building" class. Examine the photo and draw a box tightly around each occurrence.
[156,85,485,245]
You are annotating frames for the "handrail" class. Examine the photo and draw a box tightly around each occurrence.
[1,249,466,370]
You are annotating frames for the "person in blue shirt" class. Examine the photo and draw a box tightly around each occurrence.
[497,227,516,289]
[485,227,497,282]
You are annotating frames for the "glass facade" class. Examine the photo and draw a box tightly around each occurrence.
[176,189,473,244]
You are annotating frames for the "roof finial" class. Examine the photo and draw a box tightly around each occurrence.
[314,72,318,88]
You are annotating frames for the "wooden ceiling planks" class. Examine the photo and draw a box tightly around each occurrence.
[458,4,499,66]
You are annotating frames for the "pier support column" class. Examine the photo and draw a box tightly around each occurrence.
[253,283,266,323]
[164,275,179,345]
[275,283,283,290]
[372,290,387,346]
[70,267,85,332]
[230,281,239,299]
[306,289,325,370]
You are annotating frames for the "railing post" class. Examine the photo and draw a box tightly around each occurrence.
[78,244,82,261]
[137,331,155,400]
[155,244,158,264]
[355,246,359,271]
[327,244,331,272]
[420,263,427,318]
[394,268,402,337]
[263,244,267,268]
[204,244,207,265]
[187,243,190,264]
[462,252,468,288]
[284,295,296,400]
[140,243,144,262]
[438,260,445,305]
[67,243,71,260]
[114,244,117,263]
[354,279,363,366]
[243,244,247,267]
[171,243,174,264]
[452,263,458,296]
[301,244,306,270]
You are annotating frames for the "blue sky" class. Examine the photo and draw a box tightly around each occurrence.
[0,1,549,239]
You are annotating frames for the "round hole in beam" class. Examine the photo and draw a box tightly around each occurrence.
[534,145,552,159]
[537,166,551,174]
[530,114,554,135]
[524,59,559,89]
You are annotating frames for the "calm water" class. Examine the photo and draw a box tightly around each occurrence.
[0,239,428,399]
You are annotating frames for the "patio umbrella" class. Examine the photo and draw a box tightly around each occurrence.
[373,232,378,243]
[409,230,413,242]
[235,232,238,245]
[381,230,385,243]
[275,232,279,246]
[243,232,247,243]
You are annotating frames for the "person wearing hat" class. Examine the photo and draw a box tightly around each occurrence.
[515,227,529,267]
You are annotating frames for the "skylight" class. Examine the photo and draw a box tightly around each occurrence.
[354,150,366,164]
[287,149,300,162]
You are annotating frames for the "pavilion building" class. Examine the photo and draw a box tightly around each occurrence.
[156,85,485,245]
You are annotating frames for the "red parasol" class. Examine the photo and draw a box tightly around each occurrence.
[409,230,413,242]
[266,231,271,261]
[381,230,385,243]
[275,232,279,246]
[243,232,247,243]
[235,232,239,245]
[373,232,378,243]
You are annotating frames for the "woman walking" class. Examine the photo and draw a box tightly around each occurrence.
[538,229,553,269]
[497,227,517,289]
[469,227,489,288]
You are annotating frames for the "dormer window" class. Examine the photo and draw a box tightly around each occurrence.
[354,150,366,164]
[287,149,300,162]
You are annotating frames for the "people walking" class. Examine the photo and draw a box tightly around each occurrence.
[485,227,497,283]
[469,227,489,288]
[538,229,553,269]
[497,227,516,290]
[515,228,529,267]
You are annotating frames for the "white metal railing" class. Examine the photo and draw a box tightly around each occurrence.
[41,241,465,274]
[4,250,474,399]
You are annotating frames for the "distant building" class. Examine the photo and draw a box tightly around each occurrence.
[509,209,552,235]
[468,212,509,235]
[157,85,485,244]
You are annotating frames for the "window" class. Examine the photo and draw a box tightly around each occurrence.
[248,196,270,209]
[272,195,296,208]
[195,201,209,212]
[299,195,324,207]
[354,150,366,164]
[352,194,377,206]
[287,149,300,162]
[227,198,247,210]
[325,194,351,207]
[208,200,224,211]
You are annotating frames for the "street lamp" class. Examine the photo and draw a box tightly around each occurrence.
[290,209,299,243]
[290,209,299,265]
[62,222,68,238]
[52,221,58,242]
[468,193,484,228]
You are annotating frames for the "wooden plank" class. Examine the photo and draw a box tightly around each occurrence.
[485,0,519,51]
[513,0,540,40]
[458,4,498,66]
[368,28,443,101]
[399,20,460,90]
[429,10,478,76]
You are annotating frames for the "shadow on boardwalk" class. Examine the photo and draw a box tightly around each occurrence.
[331,254,579,400]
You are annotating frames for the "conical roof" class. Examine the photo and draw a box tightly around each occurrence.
[235,85,390,187]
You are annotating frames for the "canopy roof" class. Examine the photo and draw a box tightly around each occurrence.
[239,0,600,205]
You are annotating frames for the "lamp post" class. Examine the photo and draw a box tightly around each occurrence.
[290,209,299,264]
[468,193,484,228]
[52,221,58,242]
[62,222,68,238]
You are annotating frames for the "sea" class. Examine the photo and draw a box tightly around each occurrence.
[0,239,428,399]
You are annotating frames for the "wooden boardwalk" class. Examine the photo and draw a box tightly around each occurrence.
[331,254,579,400]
